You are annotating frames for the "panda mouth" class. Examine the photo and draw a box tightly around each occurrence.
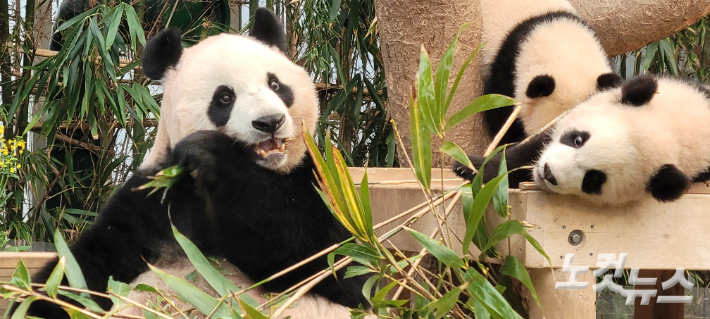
[254,136,286,158]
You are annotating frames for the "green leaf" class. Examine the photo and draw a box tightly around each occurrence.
[328,0,342,23]
[344,266,375,279]
[65,309,93,319]
[659,38,679,76]
[58,290,106,314]
[469,297,491,319]
[10,297,37,319]
[464,269,523,319]
[332,243,381,267]
[46,257,66,298]
[436,24,469,121]
[239,298,267,319]
[641,42,659,72]
[500,256,540,308]
[409,88,432,191]
[10,260,31,290]
[405,227,464,269]
[446,94,516,131]
[417,46,439,134]
[107,276,131,306]
[481,220,549,265]
[171,225,257,308]
[440,141,472,170]
[124,5,146,48]
[54,231,88,290]
[493,150,509,218]
[147,263,232,317]
[429,287,462,319]
[104,5,124,50]
[463,172,511,255]
[444,41,485,112]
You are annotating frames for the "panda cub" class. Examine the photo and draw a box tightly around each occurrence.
[456,75,710,206]
[479,0,621,145]
[22,9,368,318]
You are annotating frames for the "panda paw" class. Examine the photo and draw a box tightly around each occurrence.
[170,131,232,184]
[452,161,476,181]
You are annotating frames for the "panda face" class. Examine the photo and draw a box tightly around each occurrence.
[532,99,647,205]
[142,10,317,174]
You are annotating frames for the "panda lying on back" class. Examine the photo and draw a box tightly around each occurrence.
[455,75,710,206]
[22,9,368,318]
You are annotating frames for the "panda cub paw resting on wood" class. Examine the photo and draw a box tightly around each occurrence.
[454,75,710,206]
[19,8,368,319]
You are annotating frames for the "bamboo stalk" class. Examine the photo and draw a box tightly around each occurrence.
[484,104,522,156]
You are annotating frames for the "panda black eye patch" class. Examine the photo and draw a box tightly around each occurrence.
[209,85,236,127]
[267,72,294,107]
[560,130,589,148]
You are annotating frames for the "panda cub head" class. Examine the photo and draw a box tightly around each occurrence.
[141,8,317,174]
[533,75,710,206]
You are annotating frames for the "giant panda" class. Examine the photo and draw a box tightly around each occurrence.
[454,75,710,206]
[479,0,622,145]
[20,9,369,318]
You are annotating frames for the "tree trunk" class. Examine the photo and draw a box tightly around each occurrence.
[571,0,710,56]
[375,0,485,167]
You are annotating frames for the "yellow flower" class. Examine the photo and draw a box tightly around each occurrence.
[10,168,15,173]
[16,164,20,169]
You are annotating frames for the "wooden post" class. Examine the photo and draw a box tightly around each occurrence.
[633,269,685,319]
[528,268,596,319]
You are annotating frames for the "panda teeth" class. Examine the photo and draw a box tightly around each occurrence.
[257,149,268,158]
[278,143,285,152]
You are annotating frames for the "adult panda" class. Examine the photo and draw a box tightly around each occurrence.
[21,9,368,318]
[478,0,622,146]
[455,75,710,206]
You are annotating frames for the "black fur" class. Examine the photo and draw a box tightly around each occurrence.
[22,132,369,318]
[647,164,691,202]
[559,130,589,148]
[483,11,589,145]
[596,73,623,91]
[268,73,294,107]
[452,130,552,188]
[621,75,657,106]
[581,170,606,195]
[525,75,555,98]
[142,27,183,80]
[250,8,287,53]
[693,168,710,183]
[208,85,236,127]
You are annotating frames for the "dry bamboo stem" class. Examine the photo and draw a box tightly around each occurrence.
[356,178,461,185]
[484,104,522,156]
[391,190,463,300]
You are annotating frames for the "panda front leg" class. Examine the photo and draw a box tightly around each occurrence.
[452,129,552,188]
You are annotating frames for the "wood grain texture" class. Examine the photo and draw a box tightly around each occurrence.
[0,252,56,314]
[528,269,596,319]
[570,0,710,56]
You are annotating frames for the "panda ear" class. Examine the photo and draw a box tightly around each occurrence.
[142,28,183,80]
[526,75,555,98]
[596,73,622,91]
[621,75,657,106]
[250,8,287,53]
[646,164,691,202]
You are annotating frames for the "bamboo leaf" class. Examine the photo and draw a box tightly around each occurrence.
[57,290,105,314]
[440,141,472,170]
[445,41,485,112]
[428,287,462,319]
[107,276,131,306]
[239,299,267,319]
[446,94,516,131]
[409,88,432,191]
[10,260,30,290]
[405,227,464,269]
[328,0,342,23]
[417,46,439,134]
[45,257,66,298]
[54,231,88,291]
[500,256,541,308]
[481,220,549,265]
[436,24,469,122]
[641,42,659,72]
[493,150,509,218]
[147,264,233,318]
[464,269,523,319]
[10,297,36,319]
[463,172,511,255]
[104,5,124,50]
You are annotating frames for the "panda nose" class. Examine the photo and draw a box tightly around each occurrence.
[544,163,558,186]
[252,114,285,133]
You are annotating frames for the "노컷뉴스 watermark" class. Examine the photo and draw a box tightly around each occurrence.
[555,253,693,305]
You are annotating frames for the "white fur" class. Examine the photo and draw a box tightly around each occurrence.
[113,258,364,319]
[480,0,576,70]
[141,33,318,174]
[534,77,710,206]
[514,19,612,135]
[481,0,613,135]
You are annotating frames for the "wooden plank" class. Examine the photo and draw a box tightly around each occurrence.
[0,252,56,315]
[510,188,710,270]
[528,268,596,319]
[633,269,684,319]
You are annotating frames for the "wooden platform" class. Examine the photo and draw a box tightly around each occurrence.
[0,252,56,313]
